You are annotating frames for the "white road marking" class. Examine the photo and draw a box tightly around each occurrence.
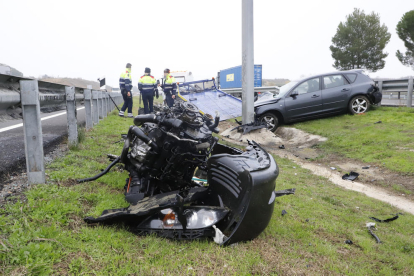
[0,107,85,133]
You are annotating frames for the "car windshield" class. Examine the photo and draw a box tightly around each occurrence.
[277,81,297,97]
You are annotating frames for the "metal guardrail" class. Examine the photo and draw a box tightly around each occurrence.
[0,73,122,113]
[374,78,414,107]
[221,86,280,95]
[0,73,123,184]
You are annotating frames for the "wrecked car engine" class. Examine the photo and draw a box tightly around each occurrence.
[80,102,279,245]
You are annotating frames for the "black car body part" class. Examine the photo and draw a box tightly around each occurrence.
[81,102,280,246]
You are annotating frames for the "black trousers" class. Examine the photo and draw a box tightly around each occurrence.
[121,90,133,113]
[165,93,174,107]
[142,93,154,114]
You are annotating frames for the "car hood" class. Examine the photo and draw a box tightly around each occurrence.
[254,96,281,107]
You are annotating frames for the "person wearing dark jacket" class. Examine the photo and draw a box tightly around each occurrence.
[119,63,133,118]
[138,67,158,114]
[160,68,177,107]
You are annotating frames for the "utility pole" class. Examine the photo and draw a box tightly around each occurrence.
[242,0,254,124]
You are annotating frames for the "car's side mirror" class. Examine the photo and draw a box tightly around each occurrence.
[290,91,298,97]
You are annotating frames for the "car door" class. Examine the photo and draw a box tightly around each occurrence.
[321,74,352,113]
[284,77,323,121]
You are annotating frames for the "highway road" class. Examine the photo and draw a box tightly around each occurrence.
[0,105,86,185]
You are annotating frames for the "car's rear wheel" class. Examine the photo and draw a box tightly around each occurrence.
[349,96,370,114]
[260,113,279,132]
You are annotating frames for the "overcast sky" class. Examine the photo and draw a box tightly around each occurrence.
[1,0,413,87]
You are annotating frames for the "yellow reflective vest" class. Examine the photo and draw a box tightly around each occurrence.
[119,68,132,91]
[138,75,157,95]
[162,74,177,96]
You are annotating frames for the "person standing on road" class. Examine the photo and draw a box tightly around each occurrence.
[160,68,177,107]
[138,67,158,114]
[119,63,134,118]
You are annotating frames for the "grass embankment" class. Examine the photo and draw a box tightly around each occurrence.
[293,106,414,174]
[1,103,414,275]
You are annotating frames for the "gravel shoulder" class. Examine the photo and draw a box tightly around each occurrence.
[0,143,68,205]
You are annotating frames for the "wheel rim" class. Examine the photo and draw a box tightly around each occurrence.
[262,116,276,130]
[351,98,367,113]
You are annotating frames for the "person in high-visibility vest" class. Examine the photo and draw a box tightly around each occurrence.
[160,68,177,107]
[118,63,133,118]
[138,67,158,114]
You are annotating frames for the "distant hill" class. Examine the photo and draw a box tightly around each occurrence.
[263,78,290,87]
[39,76,113,91]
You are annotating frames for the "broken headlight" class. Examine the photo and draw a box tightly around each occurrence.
[137,207,228,230]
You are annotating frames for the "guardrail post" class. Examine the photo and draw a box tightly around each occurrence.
[65,86,78,146]
[92,90,99,125]
[106,93,111,114]
[84,89,93,130]
[408,77,413,108]
[108,93,113,112]
[104,93,108,116]
[378,81,383,106]
[102,92,107,118]
[20,80,45,184]
[98,91,104,120]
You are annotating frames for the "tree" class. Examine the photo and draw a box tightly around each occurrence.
[396,10,414,70]
[330,8,391,72]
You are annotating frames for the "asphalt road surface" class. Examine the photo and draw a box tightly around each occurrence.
[0,106,86,184]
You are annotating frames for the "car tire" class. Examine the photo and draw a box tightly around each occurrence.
[349,95,370,114]
[260,113,279,132]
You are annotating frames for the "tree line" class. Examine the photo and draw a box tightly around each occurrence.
[330,9,414,72]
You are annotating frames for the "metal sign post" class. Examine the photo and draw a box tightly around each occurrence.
[242,0,255,124]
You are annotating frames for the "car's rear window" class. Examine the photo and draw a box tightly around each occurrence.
[345,73,357,83]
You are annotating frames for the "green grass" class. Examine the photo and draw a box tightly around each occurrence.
[292,106,414,174]
[1,105,414,275]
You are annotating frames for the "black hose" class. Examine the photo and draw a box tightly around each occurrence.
[108,94,121,112]
[208,113,220,131]
[162,118,183,128]
[77,156,120,183]
[130,126,159,152]
[134,114,157,126]
[368,227,382,243]
[133,113,184,129]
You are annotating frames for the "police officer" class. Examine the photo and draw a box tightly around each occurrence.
[119,63,134,118]
[161,68,177,107]
[138,67,158,114]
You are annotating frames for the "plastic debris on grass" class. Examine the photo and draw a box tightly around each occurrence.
[342,171,359,181]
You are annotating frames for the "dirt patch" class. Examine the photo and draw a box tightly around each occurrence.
[396,146,414,153]
[221,124,326,152]
[313,153,414,199]
[219,123,414,215]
